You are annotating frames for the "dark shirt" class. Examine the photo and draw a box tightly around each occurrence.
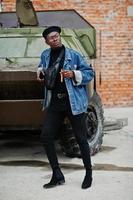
[49,45,69,110]
[49,45,68,94]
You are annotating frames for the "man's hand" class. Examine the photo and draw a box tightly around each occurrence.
[60,70,74,81]
[37,68,45,82]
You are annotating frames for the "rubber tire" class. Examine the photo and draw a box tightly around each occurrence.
[59,91,104,157]
[86,91,104,155]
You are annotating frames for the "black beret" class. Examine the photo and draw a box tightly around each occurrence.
[42,26,61,39]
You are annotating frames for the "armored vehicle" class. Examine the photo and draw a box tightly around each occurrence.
[0,0,104,156]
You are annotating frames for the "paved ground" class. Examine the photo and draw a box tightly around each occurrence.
[0,106,133,200]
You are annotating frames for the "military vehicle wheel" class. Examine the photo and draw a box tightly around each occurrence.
[59,91,104,157]
[86,91,104,155]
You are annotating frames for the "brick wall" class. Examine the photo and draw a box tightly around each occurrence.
[1,0,133,107]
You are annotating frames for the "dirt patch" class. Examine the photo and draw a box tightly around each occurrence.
[0,160,133,172]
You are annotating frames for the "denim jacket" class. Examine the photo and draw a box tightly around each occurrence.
[38,47,95,115]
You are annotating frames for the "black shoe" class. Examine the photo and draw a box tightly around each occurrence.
[81,170,92,189]
[43,169,65,189]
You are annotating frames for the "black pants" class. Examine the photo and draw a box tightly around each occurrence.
[40,98,92,171]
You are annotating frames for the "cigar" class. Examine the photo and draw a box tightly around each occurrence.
[60,69,63,82]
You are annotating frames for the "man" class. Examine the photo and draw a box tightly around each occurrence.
[37,26,94,189]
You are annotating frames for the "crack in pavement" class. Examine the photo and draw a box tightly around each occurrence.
[0,160,133,172]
